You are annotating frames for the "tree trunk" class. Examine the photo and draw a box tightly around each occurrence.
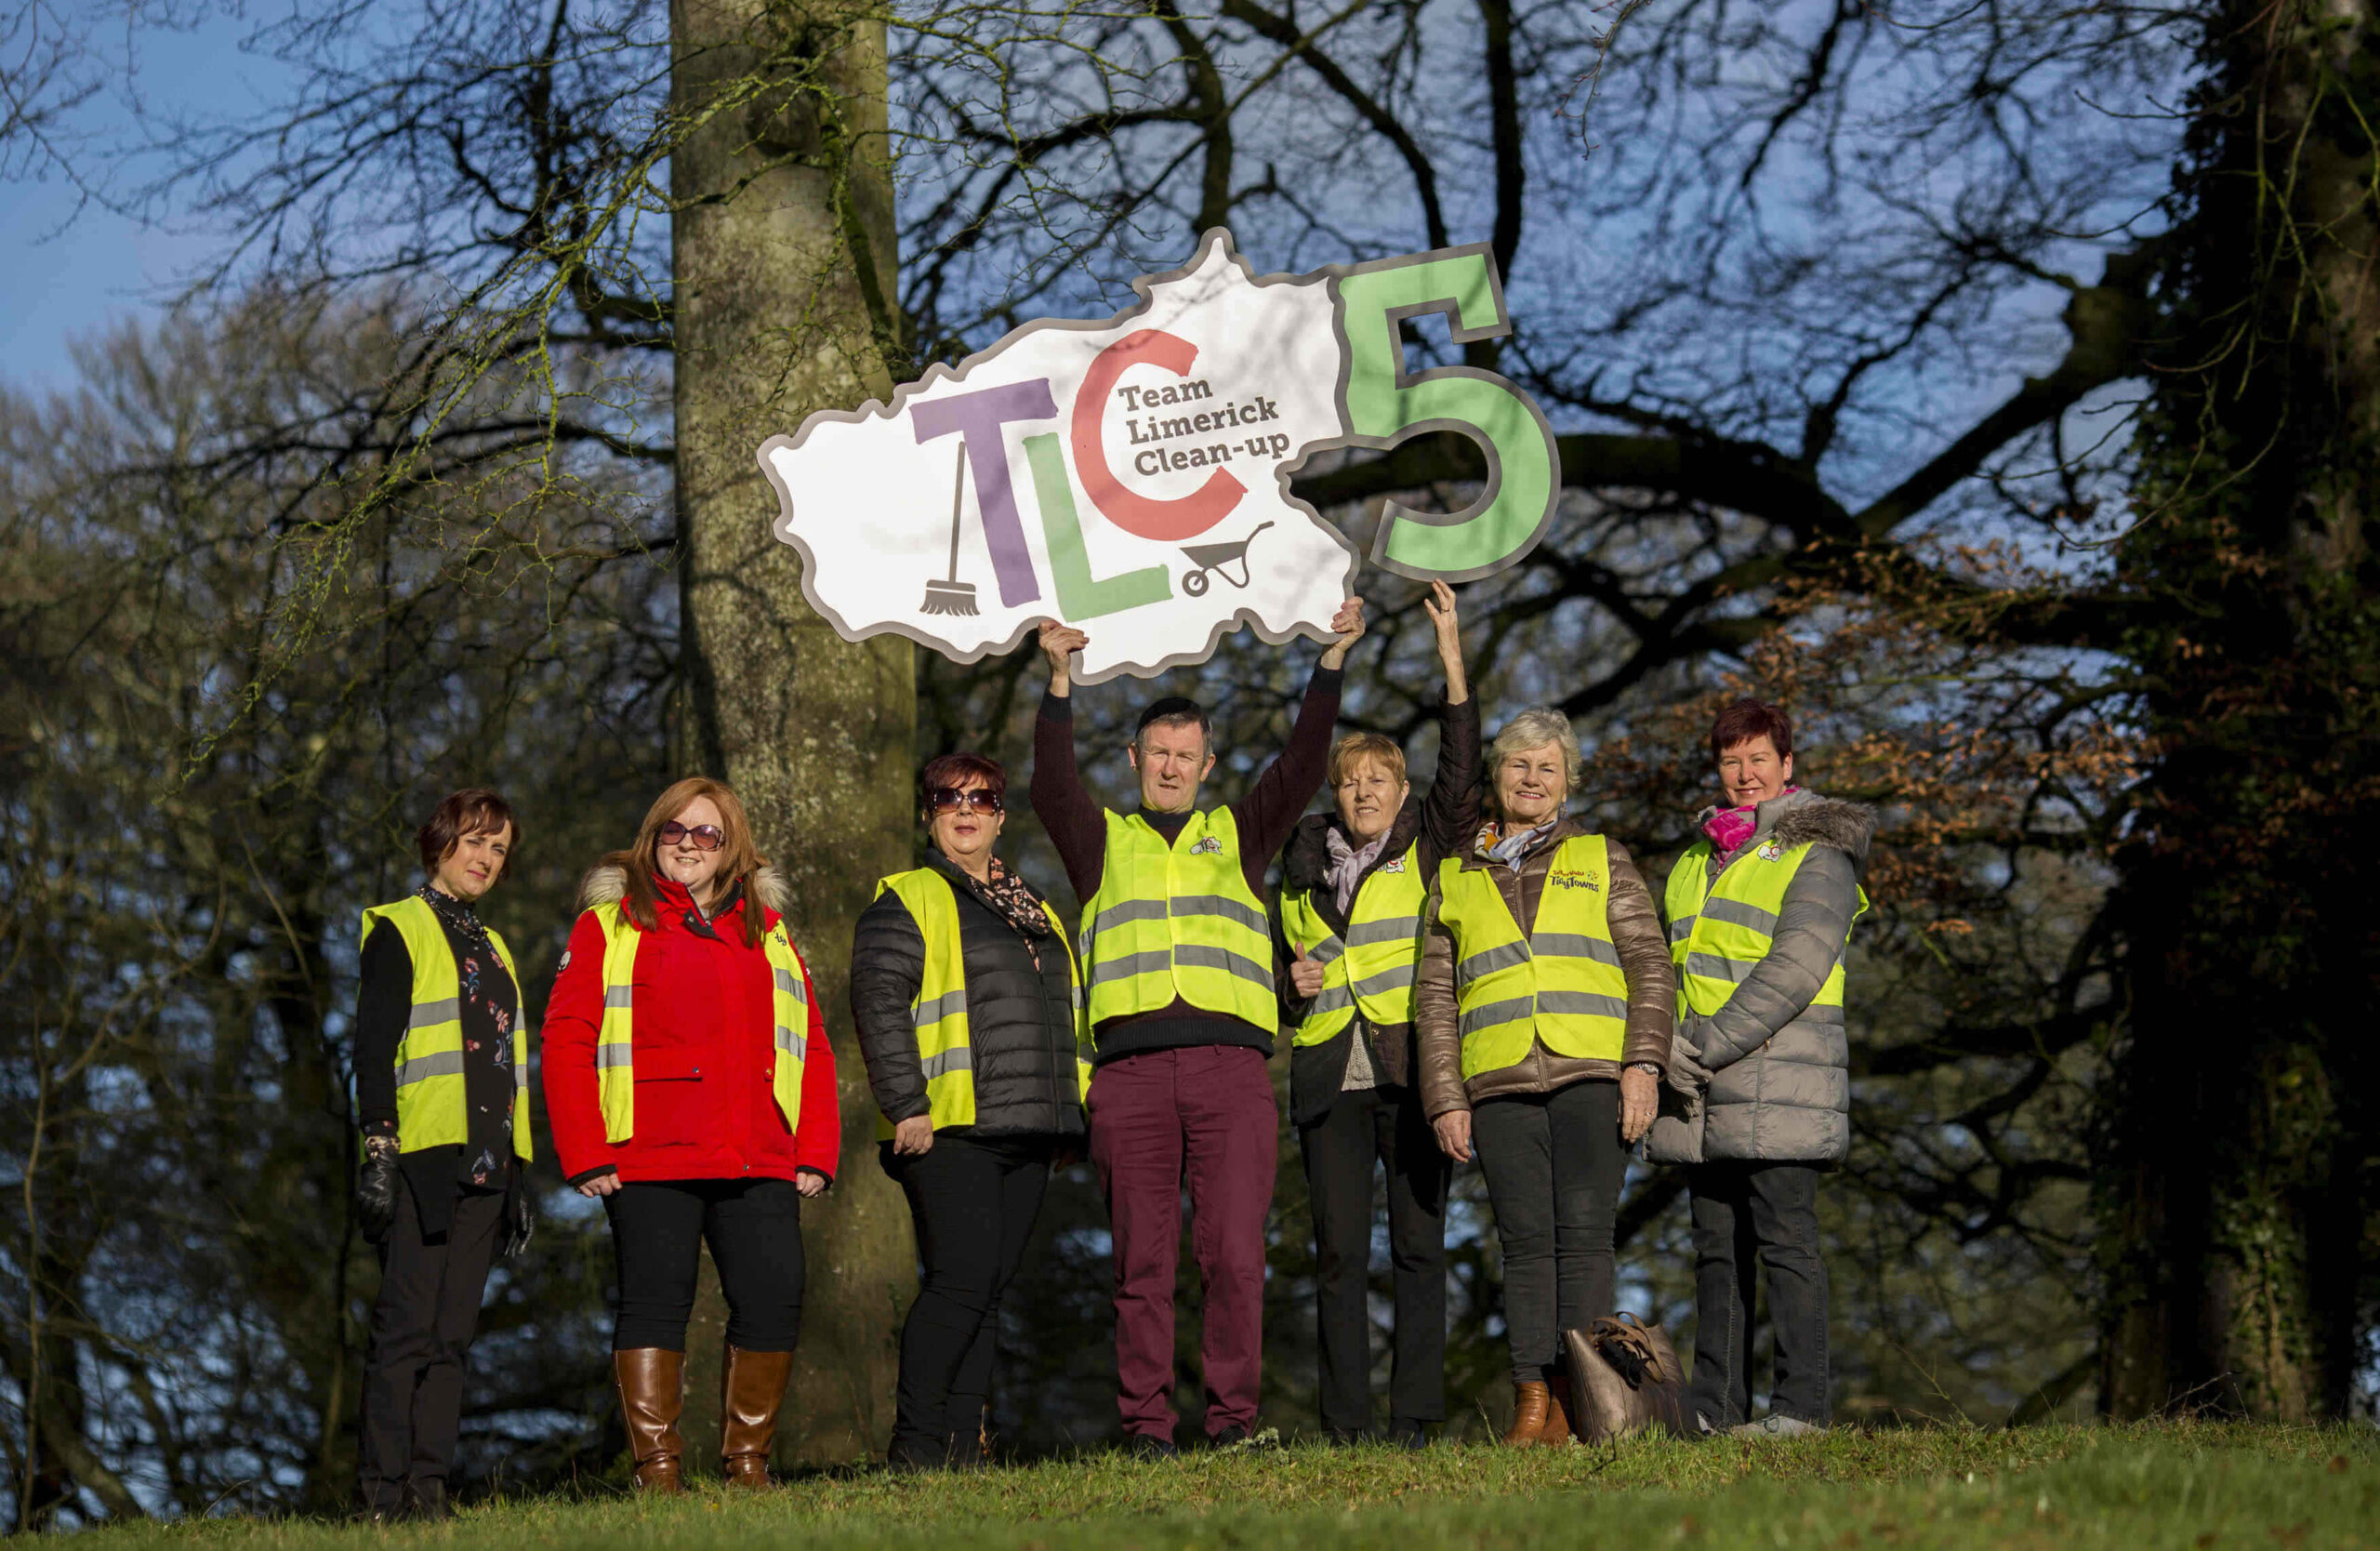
[670,0,915,1465]
[2099,0,2380,1421]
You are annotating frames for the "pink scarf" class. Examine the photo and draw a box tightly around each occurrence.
[1702,788,1800,862]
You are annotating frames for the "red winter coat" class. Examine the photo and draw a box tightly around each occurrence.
[543,866,840,1186]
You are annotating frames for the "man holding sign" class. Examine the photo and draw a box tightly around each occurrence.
[1032,602,1365,1454]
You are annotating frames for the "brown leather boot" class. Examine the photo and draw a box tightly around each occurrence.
[1541,1373,1577,1447]
[614,1348,686,1494]
[720,1346,794,1490]
[1502,1381,1550,1447]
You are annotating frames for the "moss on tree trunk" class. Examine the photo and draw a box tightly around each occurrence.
[669,0,915,1465]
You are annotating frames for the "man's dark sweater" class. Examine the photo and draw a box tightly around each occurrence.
[1032,666,1343,1064]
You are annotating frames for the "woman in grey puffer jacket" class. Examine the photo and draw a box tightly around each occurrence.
[1646,699,1871,1438]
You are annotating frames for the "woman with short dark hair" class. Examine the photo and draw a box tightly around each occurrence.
[851,751,1089,1469]
[1646,697,1872,1438]
[353,788,534,1522]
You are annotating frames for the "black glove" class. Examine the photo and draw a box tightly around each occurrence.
[503,1190,536,1259]
[357,1133,402,1243]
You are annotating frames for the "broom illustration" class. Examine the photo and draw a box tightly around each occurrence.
[920,442,978,616]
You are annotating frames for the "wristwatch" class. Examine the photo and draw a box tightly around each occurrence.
[1625,1061,1662,1076]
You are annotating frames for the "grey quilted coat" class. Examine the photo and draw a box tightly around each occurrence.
[1645,789,1873,1167]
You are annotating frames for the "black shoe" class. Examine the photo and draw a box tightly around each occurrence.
[1210,1425,1281,1452]
[1322,1426,1367,1449]
[1385,1418,1432,1451]
[1129,1434,1180,1460]
[402,1480,451,1522]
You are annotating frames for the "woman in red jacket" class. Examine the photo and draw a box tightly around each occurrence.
[542,776,839,1493]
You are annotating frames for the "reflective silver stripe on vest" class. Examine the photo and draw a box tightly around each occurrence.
[1686,952,1753,984]
[774,966,810,1003]
[1349,961,1417,999]
[1456,940,1531,983]
[1305,935,1347,967]
[1090,949,1176,988]
[1309,986,1356,1015]
[1458,996,1538,1038]
[1703,897,1780,935]
[514,1061,530,1089]
[1170,894,1269,934]
[407,997,461,1029]
[1346,915,1422,947]
[1535,989,1632,1021]
[912,988,969,1029]
[1531,933,1623,968]
[1668,914,1699,944]
[395,1050,465,1086]
[775,1023,802,1060]
[604,986,635,1009]
[921,1046,973,1081]
[1090,898,1170,935]
[1174,943,1273,986]
[595,1043,635,1068]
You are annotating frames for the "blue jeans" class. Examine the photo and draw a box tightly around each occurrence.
[1686,1161,1830,1425]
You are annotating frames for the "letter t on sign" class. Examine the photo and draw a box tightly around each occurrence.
[910,379,1058,608]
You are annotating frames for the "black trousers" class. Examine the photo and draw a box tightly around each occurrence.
[603,1178,805,1351]
[357,1177,506,1509]
[882,1133,1052,1463]
[1472,1080,1625,1385]
[1299,1082,1448,1435]
[1687,1161,1830,1426]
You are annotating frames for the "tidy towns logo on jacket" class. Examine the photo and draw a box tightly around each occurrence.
[1547,867,1604,892]
[757,228,1562,682]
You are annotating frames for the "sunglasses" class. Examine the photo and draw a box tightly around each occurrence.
[926,787,1004,816]
[657,821,725,851]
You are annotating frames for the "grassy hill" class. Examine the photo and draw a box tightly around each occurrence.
[85,1422,2380,1549]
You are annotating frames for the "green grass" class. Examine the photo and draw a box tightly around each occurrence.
[86,1423,2380,1549]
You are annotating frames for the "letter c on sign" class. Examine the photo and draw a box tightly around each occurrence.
[1071,329,1246,542]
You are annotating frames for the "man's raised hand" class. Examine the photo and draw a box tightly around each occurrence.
[1038,619,1090,696]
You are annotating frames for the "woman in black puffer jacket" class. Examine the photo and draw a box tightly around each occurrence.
[852,751,1089,1469]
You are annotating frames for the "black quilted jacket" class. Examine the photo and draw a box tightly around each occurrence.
[849,852,1086,1138]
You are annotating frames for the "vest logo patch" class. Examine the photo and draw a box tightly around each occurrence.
[1548,868,1603,892]
[1756,841,1784,862]
[1188,835,1223,855]
[558,949,572,972]
[1382,857,1406,874]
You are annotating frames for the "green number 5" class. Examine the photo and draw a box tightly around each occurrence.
[1332,245,1559,579]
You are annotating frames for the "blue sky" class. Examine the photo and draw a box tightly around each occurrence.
[1,11,289,393]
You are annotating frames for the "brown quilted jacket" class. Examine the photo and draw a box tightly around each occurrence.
[1416,817,1674,1118]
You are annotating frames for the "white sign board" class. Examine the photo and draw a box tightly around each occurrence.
[759,229,1559,682]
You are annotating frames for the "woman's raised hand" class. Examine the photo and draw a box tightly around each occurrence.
[1423,579,1468,702]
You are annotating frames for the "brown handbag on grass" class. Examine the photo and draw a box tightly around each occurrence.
[1561,1313,1688,1442]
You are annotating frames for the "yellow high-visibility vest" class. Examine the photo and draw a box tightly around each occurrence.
[359,895,532,1160]
[1435,834,1631,1078]
[1664,836,1867,1017]
[583,899,810,1143]
[1277,842,1429,1047]
[1078,809,1276,1036]
[874,867,1092,1134]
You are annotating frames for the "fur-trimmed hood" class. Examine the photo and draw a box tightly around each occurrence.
[1695,789,1875,872]
[578,862,791,916]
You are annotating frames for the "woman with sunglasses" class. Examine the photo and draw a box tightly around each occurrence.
[851,752,1091,1469]
[542,777,840,1493]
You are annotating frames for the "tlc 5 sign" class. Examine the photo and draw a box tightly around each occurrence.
[760,229,1560,682]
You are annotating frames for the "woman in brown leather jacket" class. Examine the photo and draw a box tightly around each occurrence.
[1415,707,1673,1446]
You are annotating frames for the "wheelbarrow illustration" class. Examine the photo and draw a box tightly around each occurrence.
[1180,521,1273,596]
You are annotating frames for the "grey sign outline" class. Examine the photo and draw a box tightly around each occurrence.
[756,226,1558,681]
